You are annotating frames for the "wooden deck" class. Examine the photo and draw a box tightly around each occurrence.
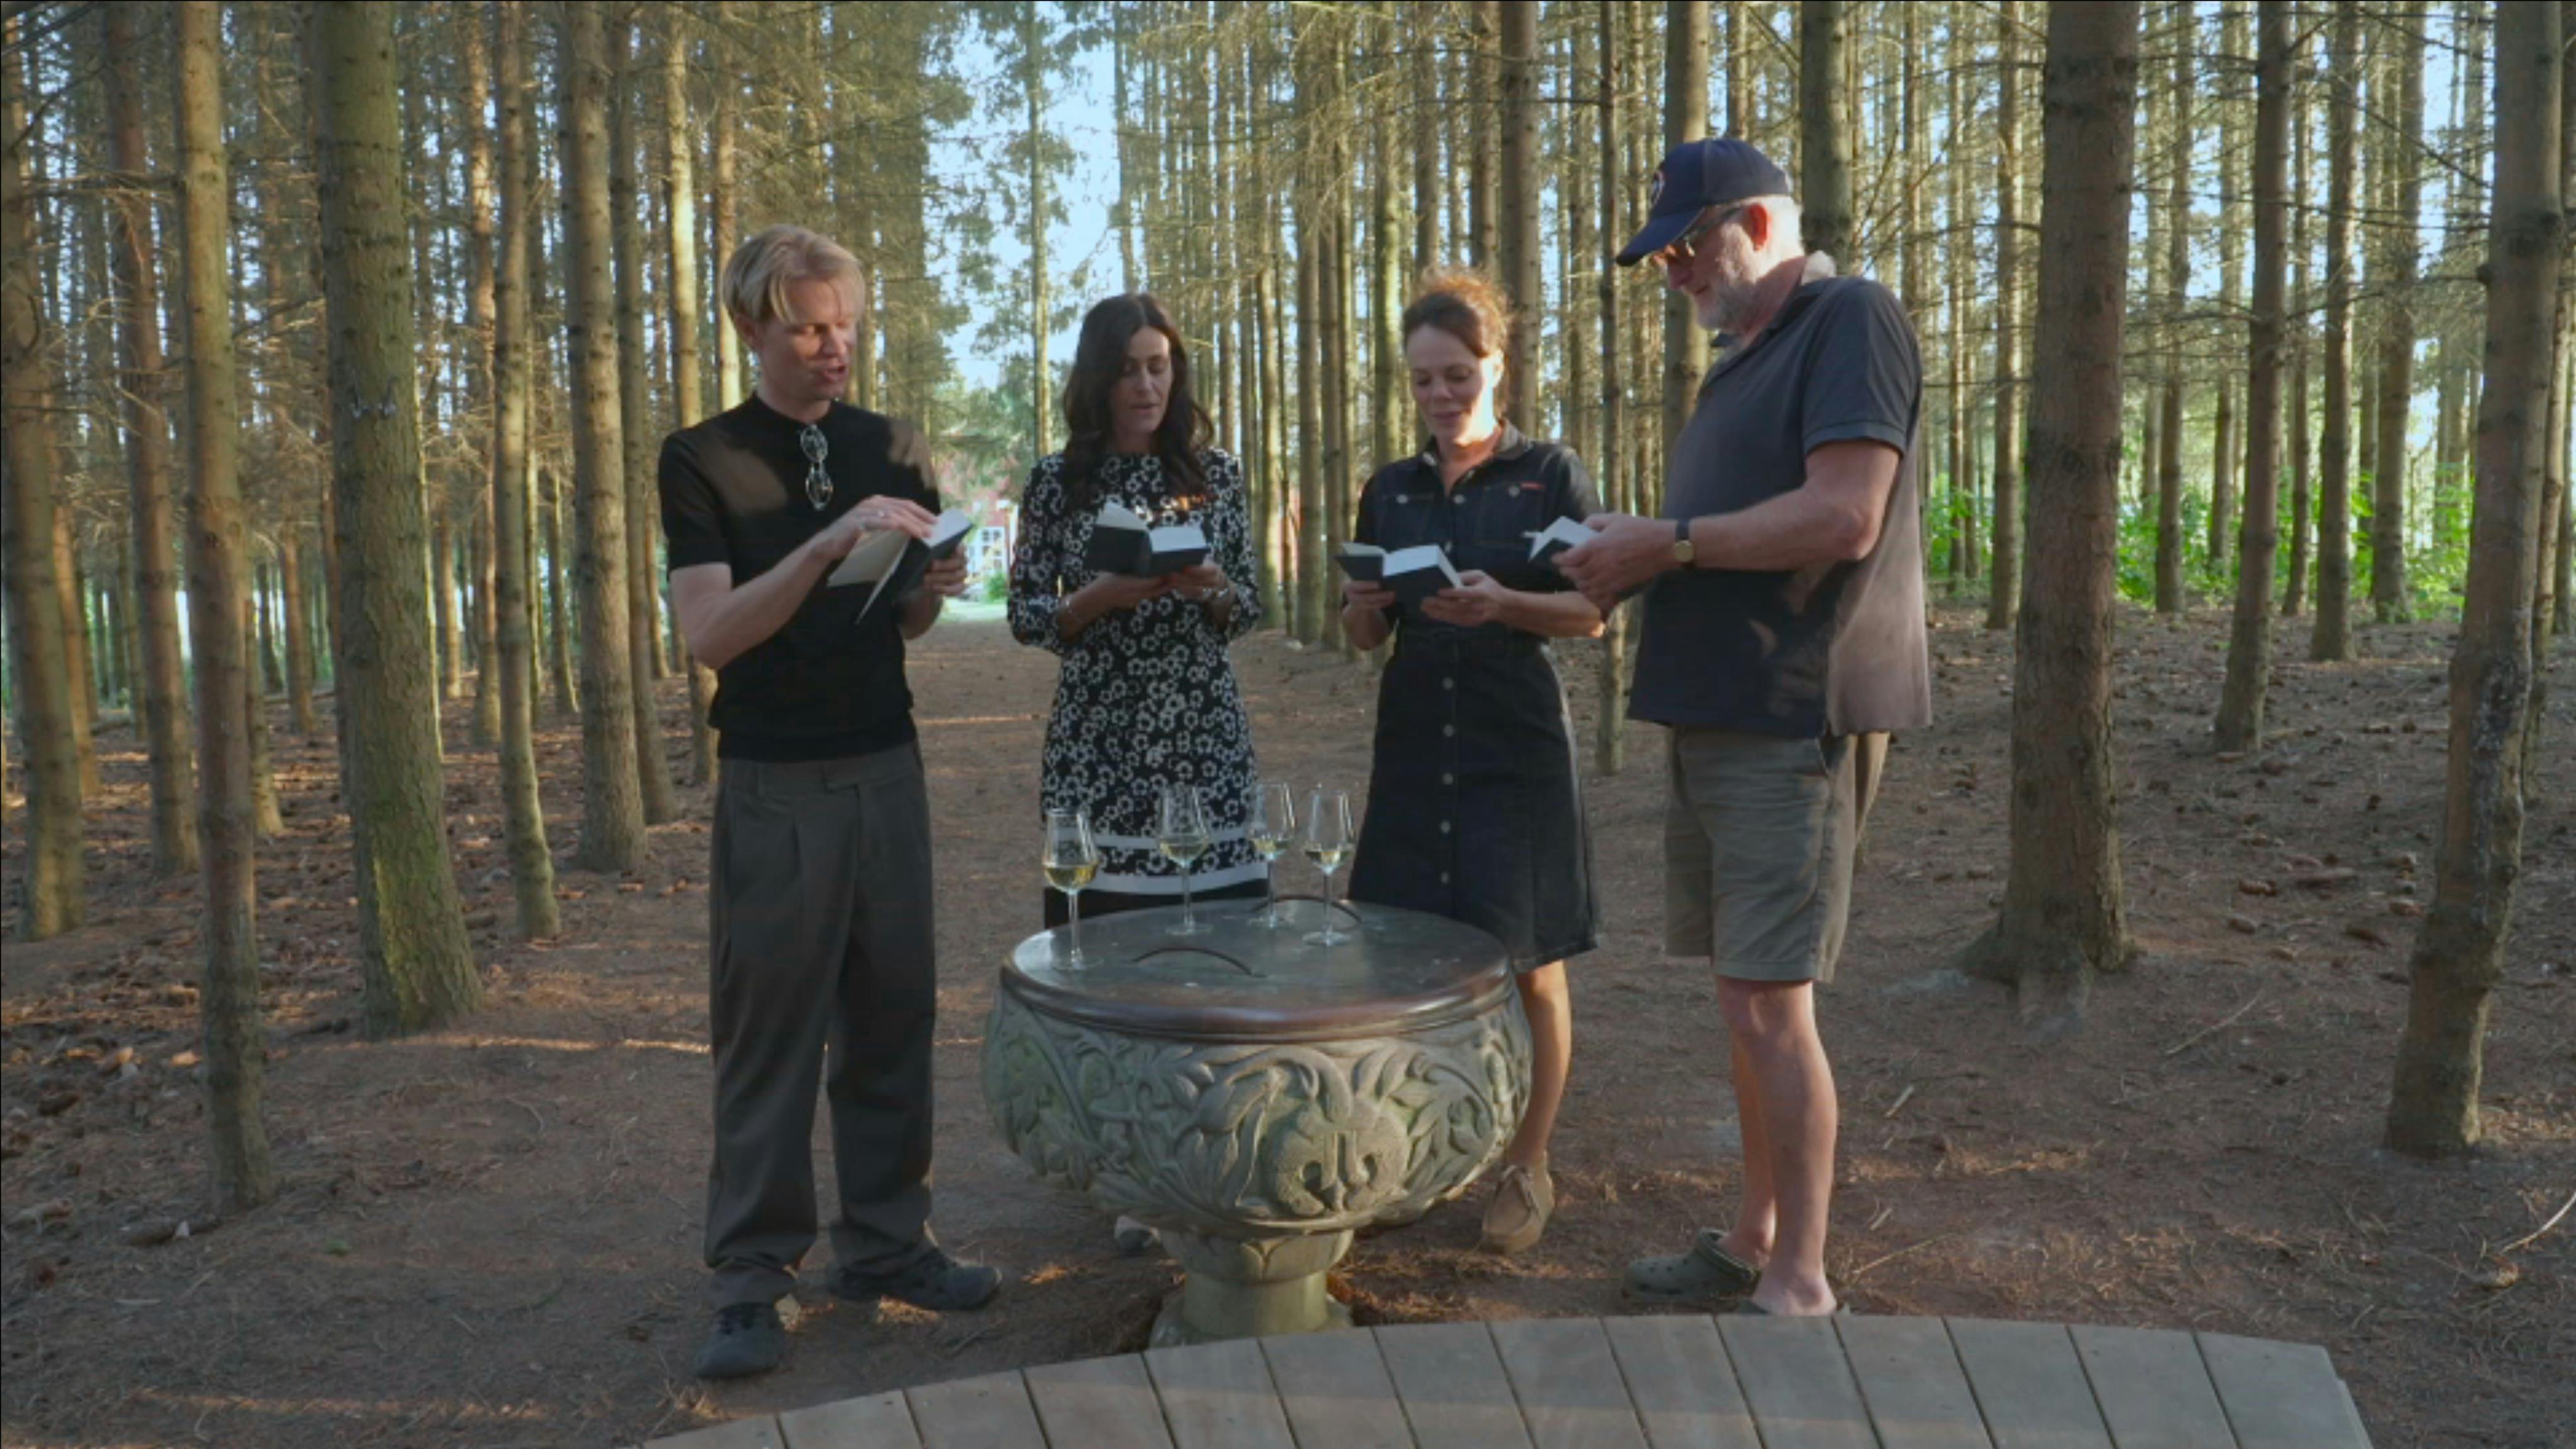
[640,1315,2374,1449]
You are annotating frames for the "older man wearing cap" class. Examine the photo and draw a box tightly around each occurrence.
[1556,139,1928,1318]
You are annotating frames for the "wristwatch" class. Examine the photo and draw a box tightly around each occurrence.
[1672,517,1696,567]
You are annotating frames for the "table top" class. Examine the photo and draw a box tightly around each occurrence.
[1000,899,1513,1043]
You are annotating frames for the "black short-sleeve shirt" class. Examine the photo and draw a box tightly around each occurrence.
[1354,424,1602,643]
[1630,256,1931,736]
[659,396,941,762]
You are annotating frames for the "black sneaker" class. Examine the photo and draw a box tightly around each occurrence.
[692,1300,786,1379]
[831,1248,1000,1313]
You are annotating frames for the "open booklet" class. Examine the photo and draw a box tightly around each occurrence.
[1084,500,1210,576]
[1335,543,1460,605]
[824,508,976,629]
[1527,516,1601,564]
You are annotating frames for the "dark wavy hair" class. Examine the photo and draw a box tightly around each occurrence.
[1059,294,1212,509]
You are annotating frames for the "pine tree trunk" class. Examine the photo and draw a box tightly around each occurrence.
[1413,16,1438,276]
[242,595,284,840]
[1372,5,1404,470]
[1987,0,2025,629]
[2209,1,2248,569]
[609,16,677,827]
[2366,14,2425,624]
[543,462,579,716]
[1662,0,1711,452]
[490,0,558,939]
[1024,1,1050,460]
[1798,0,1853,258]
[1945,11,1972,593]
[307,0,484,1034]
[710,8,743,411]
[2215,1,2293,752]
[1293,40,1327,650]
[2309,0,2359,660]
[1952,0,2141,1028]
[56,517,100,799]
[1496,1,1541,401]
[2286,39,2314,619]
[1468,1,1497,268]
[1,18,86,939]
[2386,0,2563,1155]
[462,16,502,748]
[558,1,647,874]
[171,0,274,1208]
[1595,0,1628,777]
[2155,7,2189,614]
[662,8,718,783]
[100,4,202,874]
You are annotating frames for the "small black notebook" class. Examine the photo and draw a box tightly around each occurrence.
[826,508,975,629]
[1333,544,1386,582]
[1084,501,1210,576]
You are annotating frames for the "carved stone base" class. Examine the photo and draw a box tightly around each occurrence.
[1146,1227,1354,1343]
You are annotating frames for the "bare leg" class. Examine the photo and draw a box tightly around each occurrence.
[1502,962,1570,1170]
[1717,1030,1776,1270]
[1716,978,1837,1315]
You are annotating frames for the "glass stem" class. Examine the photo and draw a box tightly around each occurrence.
[1181,869,1195,931]
[1263,861,1277,924]
[1069,890,1084,963]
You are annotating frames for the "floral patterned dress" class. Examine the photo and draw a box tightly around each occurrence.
[1008,448,1265,899]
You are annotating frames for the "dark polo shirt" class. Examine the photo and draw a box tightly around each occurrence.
[1354,423,1602,643]
[659,396,941,762]
[1630,254,1931,737]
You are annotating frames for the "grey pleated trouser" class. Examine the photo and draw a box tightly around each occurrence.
[704,743,940,1309]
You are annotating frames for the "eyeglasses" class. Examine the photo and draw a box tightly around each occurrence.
[1655,204,1745,268]
[799,424,832,510]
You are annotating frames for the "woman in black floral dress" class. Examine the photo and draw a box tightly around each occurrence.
[1009,294,1265,930]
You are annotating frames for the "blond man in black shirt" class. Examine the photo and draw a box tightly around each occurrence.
[661,226,993,1378]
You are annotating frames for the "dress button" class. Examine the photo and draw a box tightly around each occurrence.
[1440,820,1452,834]
[1442,724,1456,738]
[1442,772,1455,786]
[1440,873,1451,885]
[1442,676,1456,690]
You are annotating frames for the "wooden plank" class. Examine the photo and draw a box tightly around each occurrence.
[1373,1322,1538,1449]
[1713,1315,1877,1449]
[1834,1316,1992,1449]
[1945,1319,2114,1449]
[2197,1333,2366,1449]
[1024,1355,1179,1449]
[1599,1315,1762,1449]
[647,1417,786,1449]
[1259,1327,1415,1449]
[1490,1318,1651,1449]
[904,1370,1047,1449]
[2067,1326,2236,1449]
[778,1391,920,1449]
[1144,1337,1297,1449]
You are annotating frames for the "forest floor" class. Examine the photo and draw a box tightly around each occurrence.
[2,605,2571,1449]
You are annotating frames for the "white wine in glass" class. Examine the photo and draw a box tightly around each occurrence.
[1248,782,1295,928]
[1044,807,1101,968]
[1302,788,1355,947]
[1158,784,1213,936]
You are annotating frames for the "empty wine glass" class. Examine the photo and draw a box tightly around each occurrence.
[1158,784,1212,936]
[1248,782,1296,928]
[1302,788,1355,947]
[1043,807,1100,968]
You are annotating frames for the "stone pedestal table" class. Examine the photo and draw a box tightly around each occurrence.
[981,900,1531,1345]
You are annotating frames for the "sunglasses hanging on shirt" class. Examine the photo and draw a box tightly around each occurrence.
[799,423,832,510]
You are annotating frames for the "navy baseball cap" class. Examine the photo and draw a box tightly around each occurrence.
[1614,138,1794,266]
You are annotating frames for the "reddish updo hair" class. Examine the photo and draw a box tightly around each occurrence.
[1400,267,1516,410]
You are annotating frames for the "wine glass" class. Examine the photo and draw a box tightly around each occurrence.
[1248,782,1296,928]
[1158,784,1212,936]
[1302,788,1355,947]
[1042,807,1100,968]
